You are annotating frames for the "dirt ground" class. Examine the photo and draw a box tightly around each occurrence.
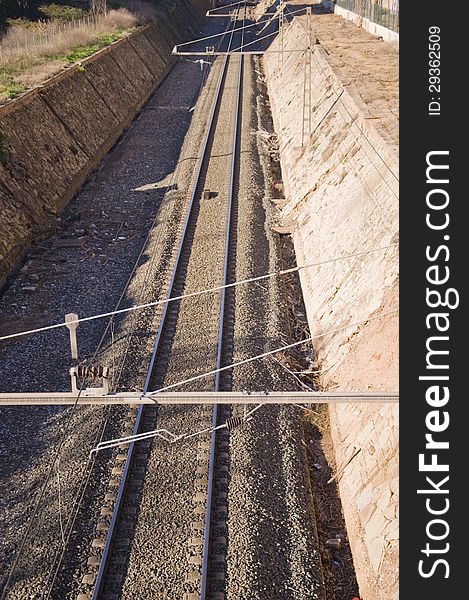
[309,12,398,145]
[285,1,398,146]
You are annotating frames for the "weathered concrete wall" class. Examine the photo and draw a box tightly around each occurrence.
[263,16,398,600]
[0,0,209,288]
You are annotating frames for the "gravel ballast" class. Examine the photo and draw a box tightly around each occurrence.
[1,14,327,600]
[0,41,213,596]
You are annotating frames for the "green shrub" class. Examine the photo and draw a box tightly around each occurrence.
[38,4,88,22]
[5,18,37,29]
[64,31,122,62]
[65,43,101,62]
[3,83,28,99]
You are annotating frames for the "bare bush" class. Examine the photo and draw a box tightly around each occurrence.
[102,7,138,29]
[90,0,108,16]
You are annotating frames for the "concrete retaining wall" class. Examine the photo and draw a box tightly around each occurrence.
[0,0,209,288]
[263,16,398,600]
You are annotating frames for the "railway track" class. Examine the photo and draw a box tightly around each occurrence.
[88,7,246,600]
[0,3,331,600]
[0,4,365,600]
[2,5,319,599]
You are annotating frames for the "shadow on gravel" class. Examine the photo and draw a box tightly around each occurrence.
[303,406,360,600]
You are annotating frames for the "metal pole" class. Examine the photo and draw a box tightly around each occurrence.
[65,313,79,361]
[301,8,312,147]
[0,391,400,406]
[280,2,285,70]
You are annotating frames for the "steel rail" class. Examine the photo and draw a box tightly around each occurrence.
[200,4,245,598]
[0,36,228,599]
[90,11,240,600]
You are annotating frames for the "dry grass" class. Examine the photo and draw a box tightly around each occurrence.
[99,8,139,30]
[16,59,65,88]
[1,9,137,59]
[0,9,138,102]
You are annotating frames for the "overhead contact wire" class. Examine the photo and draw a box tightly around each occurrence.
[0,243,398,342]
[148,308,400,396]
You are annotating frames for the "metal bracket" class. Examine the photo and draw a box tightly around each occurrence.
[70,366,110,396]
[64,313,110,395]
[90,428,184,455]
[257,1,284,36]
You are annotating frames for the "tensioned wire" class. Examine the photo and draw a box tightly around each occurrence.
[176,5,307,48]
[0,10,399,590]
[146,307,400,396]
[0,243,398,343]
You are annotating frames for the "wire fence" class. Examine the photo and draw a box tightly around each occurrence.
[0,14,105,62]
[335,0,399,32]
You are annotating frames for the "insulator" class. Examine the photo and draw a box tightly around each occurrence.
[225,416,244,431]
[77,365,109,380]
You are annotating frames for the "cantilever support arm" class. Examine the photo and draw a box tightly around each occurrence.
[0,391,399,406]
[256,2,283,36]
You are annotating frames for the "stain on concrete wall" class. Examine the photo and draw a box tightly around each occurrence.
[263,16,398,600]
[0,0,209,288]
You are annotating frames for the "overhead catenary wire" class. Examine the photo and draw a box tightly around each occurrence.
[230,27,279,53]
[270,355,314,391]
[206,0,284,17]
[44,417,110,597]
[175,5,306,49]
[147,307,399,396]
[0,243,398,343]
[56,462,65,548]
[0,343,100,598]
[207,0,247,13]
[92,402,273,455]
[1,10,399,589]
[88,309,400,455]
